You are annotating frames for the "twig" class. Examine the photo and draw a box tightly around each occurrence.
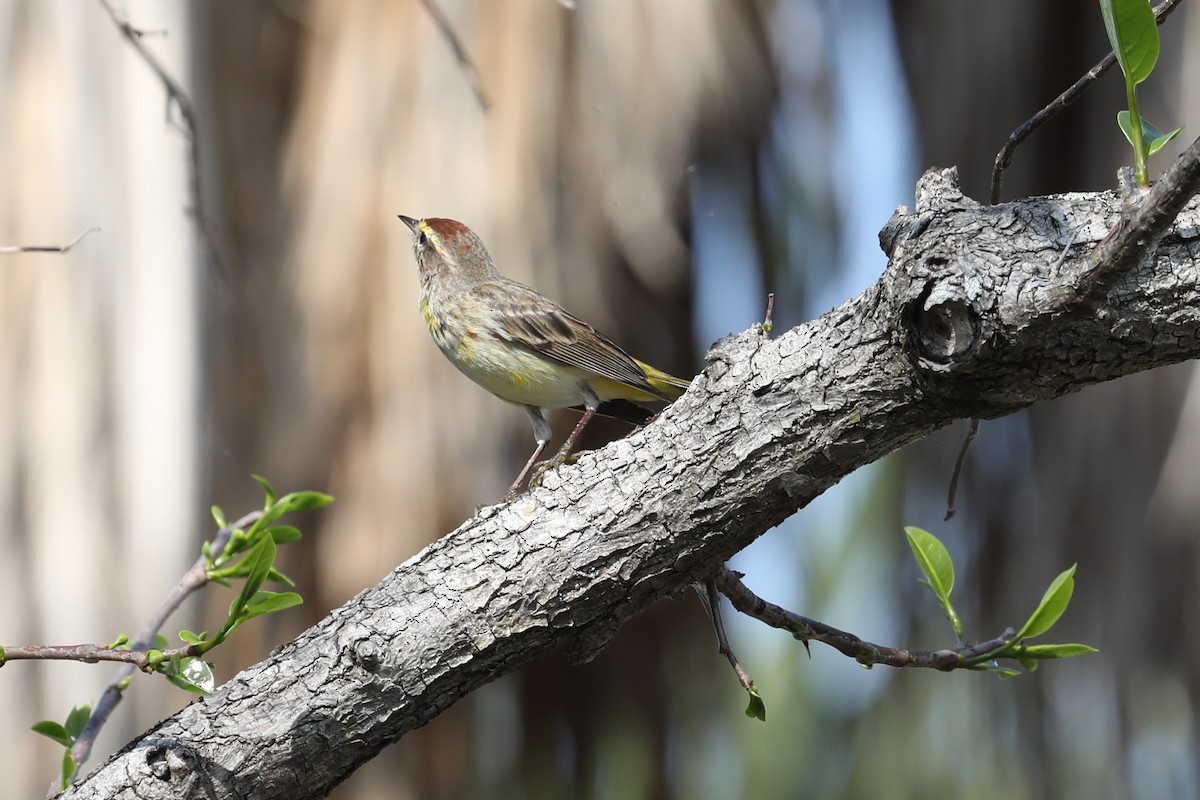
[2,643,194,669]
[58,510,262,787]
[990,0,1183,205]
[715,568,1014,671]
[702,579,757,697]
[97,0,228,280]
[760,292,775,336]
[418,0,491,111]
[944,418,978,521]
[0,228,100,255]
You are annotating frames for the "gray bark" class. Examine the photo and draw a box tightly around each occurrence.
[60,166,1200,799]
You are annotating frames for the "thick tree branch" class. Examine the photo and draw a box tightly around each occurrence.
[60,164,1200,798]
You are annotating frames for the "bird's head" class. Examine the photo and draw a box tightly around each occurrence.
[398,215,498,283]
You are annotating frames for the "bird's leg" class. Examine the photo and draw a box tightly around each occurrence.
[529,405,597,489]
[506,440,548,500]
[507,407,554,500]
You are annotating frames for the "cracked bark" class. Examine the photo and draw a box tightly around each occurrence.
[59,166,1200,798]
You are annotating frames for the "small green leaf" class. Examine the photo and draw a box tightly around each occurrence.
[211,504,228,529]
[165,657,215,695]
[0,644,5,662]
[278,490,334,512]
[252,474,277,507]
[31,721,72,748]
[107,633,130,649]
[1100,0,1160,85]
[116,675,132,691]
[64,705,92,739]
[179,629,207,645]
[904,527,954,601]
[267,525,303,544]
[1117,112,1182,156]
[146,649,165,669]
[227,536,277,623]
[1016,564,1076,641]
[242,591,304,620]
[152,634,170,650]
[744,684,766,721]
[266,566,297,588]
[1148,126,1184,156]
[61,748,76,789]
[1015,642,1098,659]
[1018,657,1038,672]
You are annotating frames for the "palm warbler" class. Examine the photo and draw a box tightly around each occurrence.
[399,215,691,498]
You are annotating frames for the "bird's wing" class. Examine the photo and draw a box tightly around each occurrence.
[472,280,665,398]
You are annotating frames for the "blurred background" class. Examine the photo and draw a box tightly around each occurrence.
[1,0,1198,797]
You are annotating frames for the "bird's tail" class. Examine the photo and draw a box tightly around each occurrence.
[636,360,692,401]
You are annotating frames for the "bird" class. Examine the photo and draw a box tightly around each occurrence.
[399,215,691,499]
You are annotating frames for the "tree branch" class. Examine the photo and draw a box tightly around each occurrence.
[0,228,100,255]
[59,166,1200,798]
[714,568,1013,670]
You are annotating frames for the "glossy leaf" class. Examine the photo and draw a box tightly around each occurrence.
[242,591,304,620]
[64,704,91,739]
[252,474,277,507]
[1015,642,1097,659]
[744,684,766,722]
[31,721,72,748]
[904,527,954,601]
[1100,0,1159,84]
[1016,565,1076,640]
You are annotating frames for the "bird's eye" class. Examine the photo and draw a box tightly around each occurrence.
[417,231,429,248]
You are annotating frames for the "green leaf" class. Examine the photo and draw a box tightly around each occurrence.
[1018,657,1038,672]
[252,474,277,508]
[744,684,766,721]
[278,490,334,512]
[242,591,304,620]
[228,536,277,623]
[1016,564,1076,640]
[146,649,165,668]
[165,657,215,694]
[1118,112,1182,155]
[266,566,297,588]
[31,721,72,748]
[1014,642,1098,659]
[1100,0,1160,85]
[904,527,954,601]
[64,704,92,739]
[0,644,5,662]
[179,629,207,645]
[106,633,130,649]
[267,525,303,544]
[152,634,170,650]
[211,504,227,529]
[61,748,76,789]
[1142,126,1180,155]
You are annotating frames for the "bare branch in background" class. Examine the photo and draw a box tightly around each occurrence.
[97,0,228,280]
[419,0,490,111]
[0,228,99,255]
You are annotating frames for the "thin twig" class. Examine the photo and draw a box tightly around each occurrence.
[703,579,756,696]
[760,292,775,336]
[60,510,262,786]
[419,0,491,111]
[990,0,1183,205]
[0,228,100,255]
[97,0,228,281]
[715,568,1015,671]
[944,417,978,521]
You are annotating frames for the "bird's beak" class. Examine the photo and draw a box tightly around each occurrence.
[398,215,420,233]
